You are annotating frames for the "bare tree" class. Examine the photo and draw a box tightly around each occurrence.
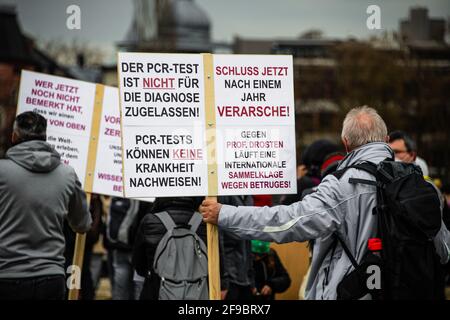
[38,39,106,67]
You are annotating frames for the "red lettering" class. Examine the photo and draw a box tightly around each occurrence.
[216,106,290,117]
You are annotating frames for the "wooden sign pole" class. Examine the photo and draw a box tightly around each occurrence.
[206,199,221,300]
[67,194,89,300]
[203,53,221,300]
[68,84,105,300]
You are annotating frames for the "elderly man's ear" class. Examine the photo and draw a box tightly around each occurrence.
[11,131,19,144]
[342,137,349,153]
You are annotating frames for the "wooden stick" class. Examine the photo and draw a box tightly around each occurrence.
[206,197,221,300]
[202,53,221,300]
[68,84,104,300]
[67,193,90,300]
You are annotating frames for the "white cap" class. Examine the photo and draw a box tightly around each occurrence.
[415,156,429,177]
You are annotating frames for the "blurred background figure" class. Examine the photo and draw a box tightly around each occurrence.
[389,130,417,163]
[252,194,273,207]
[104,197,143,300]
[251,240,291,300]
[279,139,340,205]
[218,195,255,300]
[389,130,430,178]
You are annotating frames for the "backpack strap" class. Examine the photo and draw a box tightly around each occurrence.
[343,162,380,187]
[331,168,348,180]
[323,236,338,286]
[334,233,359,269]
[332,162,376,178]
[348,177,378,186]
[322,233,361,287]
[188,212,203,232]
[154,211,176,231]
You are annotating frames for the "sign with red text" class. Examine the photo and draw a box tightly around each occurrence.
[118,53,208,198]
[17,70,124,197]
[92,85,125,196]
[118,53,296,197]
[214,55,296,195]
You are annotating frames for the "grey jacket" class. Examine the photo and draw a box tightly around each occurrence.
[0,140,91,278]
[218,142,450,299]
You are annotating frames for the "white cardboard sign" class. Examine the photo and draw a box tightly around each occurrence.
[118,53,209,198]
[118,53,297,198]
[213,55,297,195]
[17,70,125,197]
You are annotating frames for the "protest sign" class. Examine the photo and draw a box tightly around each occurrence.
[118,53,209,198]
[92,86,124,196]
[118,53,296,197]
[17,70,95,184]
[213,54,296,195]
[17,70,125,197]
[118,53,296,301]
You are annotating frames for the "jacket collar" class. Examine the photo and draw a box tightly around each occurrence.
[337,142,393,169]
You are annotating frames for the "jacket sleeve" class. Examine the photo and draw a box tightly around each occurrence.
[267,250,291,293]
[218,175,344,243]
[67,172,92,233]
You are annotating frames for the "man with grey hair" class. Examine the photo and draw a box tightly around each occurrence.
[200,106,450,299]
[341,106,388,151]
[0,111,92,300]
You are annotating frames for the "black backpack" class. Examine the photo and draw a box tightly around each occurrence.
[332,159,443,300]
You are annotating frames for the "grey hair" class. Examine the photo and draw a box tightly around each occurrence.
[341,106,387,150]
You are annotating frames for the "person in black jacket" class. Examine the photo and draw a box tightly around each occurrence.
[132,196,205,300]
[218,195,255,300]
[251,240,291,300]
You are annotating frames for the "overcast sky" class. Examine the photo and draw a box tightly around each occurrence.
[1,0,449,62]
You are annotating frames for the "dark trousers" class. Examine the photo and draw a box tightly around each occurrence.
[0,275,66,300]
[225,283,254,300]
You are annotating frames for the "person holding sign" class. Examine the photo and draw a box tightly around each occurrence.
[200,106,450,300]
[132,197,207,300]
[218,195,256,300]
[0,111,92,300]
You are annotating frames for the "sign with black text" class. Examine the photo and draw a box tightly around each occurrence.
[17,70,125,197]
[118,53,297,198]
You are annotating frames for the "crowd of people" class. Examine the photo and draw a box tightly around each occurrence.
[1,107,449,300]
